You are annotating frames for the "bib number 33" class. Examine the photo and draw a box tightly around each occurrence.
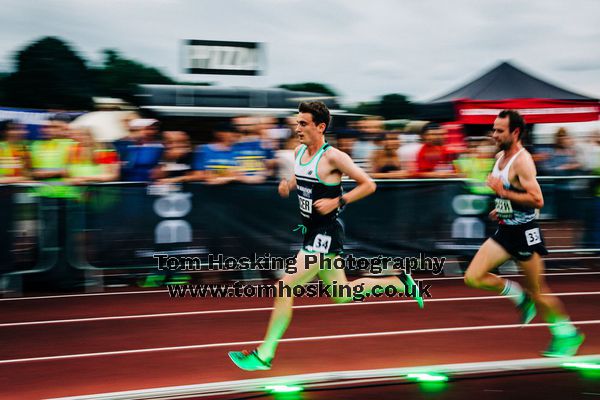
[525,228,542,246]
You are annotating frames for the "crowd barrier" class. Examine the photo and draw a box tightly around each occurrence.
[1,177,599,295]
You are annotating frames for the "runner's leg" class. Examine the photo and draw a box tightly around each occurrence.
[318,254,411,303]
[256,249,321,361]
[464,238,512,292]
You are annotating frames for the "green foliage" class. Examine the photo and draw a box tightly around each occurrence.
[379,93,414,119]
[1,36,413,118]
[350,93,414,119]
[351,101,379,116]
[0,73,8,102]
[4,36,94,109]
[1,36,184,109]
[92,49,175,101]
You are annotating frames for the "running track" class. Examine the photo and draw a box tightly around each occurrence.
[0,271,599,399]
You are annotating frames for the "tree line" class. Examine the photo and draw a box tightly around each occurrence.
[0,36,414,118]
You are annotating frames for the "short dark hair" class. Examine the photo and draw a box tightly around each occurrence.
[422,122,441,133]
[298,101,331,132]
[214,121,237,133]
[0,119,17,130]
[498,109,526,140]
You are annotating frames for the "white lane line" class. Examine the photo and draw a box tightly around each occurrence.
[418,271,600,281]
[46,355,600,400]
[0,290,166,301]
[2,291,599,328]
[2,270,599,302]
[2,320,599,366]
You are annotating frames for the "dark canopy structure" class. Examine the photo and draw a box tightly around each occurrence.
[135,85,342,117]
[416,61,599,124]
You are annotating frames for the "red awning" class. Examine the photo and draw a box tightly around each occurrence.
[455,99,600,124]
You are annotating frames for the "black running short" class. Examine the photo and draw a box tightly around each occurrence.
[491,220,549,261]
[302,219,345,256]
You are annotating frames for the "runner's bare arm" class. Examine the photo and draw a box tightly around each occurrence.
[313,149,376,215]
[279,175,296,197]
[278,145,301,197]
[487,155,544,209]
[331,148,376,204]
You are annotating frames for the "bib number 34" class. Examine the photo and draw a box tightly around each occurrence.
[312,234,332,253]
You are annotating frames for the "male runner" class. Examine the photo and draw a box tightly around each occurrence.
[464,110,584,357]
[229,101,423,371]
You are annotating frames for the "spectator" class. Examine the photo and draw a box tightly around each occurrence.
[335,129,356,157]
[398,129,422,173]
[265,117,293,144]
[453,137,496,194]
[370,132,408,179]
[119,118,164,182]
[443,123,468,162]
[113,112,142,162]
[414,122,456,178]
[284,116,297,137]
[546,128,582,175]
[156,131,194,183]
[352,117,382,171]
[583,130,600,172]
[190,121,240,185]
[232,116,276,183]
[275,133,298,181]
[66,127,119,184]
[573,130,600,173]
[29,118,73,182]
[28,117,77,198]
[0,120,30,183]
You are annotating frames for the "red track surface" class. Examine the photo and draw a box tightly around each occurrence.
[1,273,599,399]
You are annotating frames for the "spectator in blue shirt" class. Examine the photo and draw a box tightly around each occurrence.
[232,115,276,183]
[119,118,164,182]
[190,121,241,185]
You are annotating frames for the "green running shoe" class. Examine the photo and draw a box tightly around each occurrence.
[164,274,191,285]
[228,349,272,371]
[517,294,537,324]
[542,332,585,358]
[138,274,165,288]
[401,272,424,309]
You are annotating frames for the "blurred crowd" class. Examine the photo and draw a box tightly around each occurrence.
[1,113,599,188]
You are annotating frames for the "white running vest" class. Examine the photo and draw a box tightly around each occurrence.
[490,148,535,225]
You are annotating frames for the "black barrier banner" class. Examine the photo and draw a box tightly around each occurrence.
[0,185,40,273]
[83,183,302,269]
[0,185,14,271]
[2,178,598,274]
[81,180,485,269]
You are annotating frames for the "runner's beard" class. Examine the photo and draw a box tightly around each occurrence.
[498,138,512,151]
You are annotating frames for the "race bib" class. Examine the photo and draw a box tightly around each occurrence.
[298,195,312,214]
[312,234,332,253]
[495,198,514,218]
[525,228,542,246]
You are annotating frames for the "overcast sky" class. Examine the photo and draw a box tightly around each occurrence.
[2,0,599,104]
